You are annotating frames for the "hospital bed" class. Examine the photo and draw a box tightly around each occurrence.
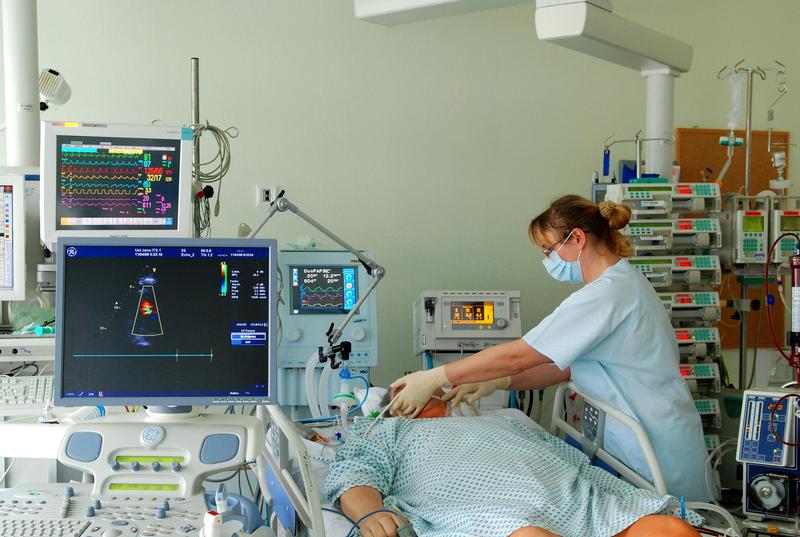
[258,382,739,537]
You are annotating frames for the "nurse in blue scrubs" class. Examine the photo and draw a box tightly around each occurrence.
[390,194,711,502]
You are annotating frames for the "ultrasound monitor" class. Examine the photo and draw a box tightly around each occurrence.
[0,173,26,301]
[40,122,194,246]
[54,237,277,406]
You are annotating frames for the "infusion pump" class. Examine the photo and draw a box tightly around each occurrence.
[623,218,722,255]
[413,290,521,355]
[773,210,800,263]
[629,255,721,291]
[607,183,721,217]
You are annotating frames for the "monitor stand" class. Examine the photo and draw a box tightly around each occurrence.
[146,405,202,420]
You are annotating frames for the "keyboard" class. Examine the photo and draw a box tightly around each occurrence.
[0,517,90,536]
[0,375,53,416]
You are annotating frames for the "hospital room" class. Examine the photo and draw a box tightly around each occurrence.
[0,0,799,536]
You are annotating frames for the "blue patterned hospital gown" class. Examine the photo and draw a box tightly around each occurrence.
[324,416,702,537]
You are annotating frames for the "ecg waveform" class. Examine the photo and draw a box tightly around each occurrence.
[299,286,344,309]
[56,135,181,228]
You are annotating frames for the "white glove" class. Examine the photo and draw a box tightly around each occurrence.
[389,366,450,417]
[441,377,511,406]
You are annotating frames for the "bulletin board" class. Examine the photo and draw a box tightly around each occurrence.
[675,127,790,349]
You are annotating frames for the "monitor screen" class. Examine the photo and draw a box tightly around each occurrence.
[55,238,277,406]
[450,301,494,325]
[290,265,357,314]
[782,215,800,231]
[40,122,194,245]
[0,175,25,301]
[742,215,764,233]
[56,135,181,230]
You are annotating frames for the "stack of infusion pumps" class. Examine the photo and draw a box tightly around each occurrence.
[596,182,724,453]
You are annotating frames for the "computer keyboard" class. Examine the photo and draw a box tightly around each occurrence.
[0,374,53,416]
[0,517,89,536]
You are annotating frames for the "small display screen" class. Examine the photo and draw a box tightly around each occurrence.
[782,215,800,231]
[450,301,494,325]
[743,215,764,232]
[0,185,15,291]
[290,266,357,315]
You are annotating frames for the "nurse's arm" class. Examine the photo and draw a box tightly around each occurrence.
[509,363,571,390]
[444,339,552,384]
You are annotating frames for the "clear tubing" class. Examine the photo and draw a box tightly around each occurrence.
[304,351,321,419]
[339,404,349,436]
[319,365,333,418]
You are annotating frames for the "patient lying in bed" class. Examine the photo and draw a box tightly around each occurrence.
[324,390,702,537]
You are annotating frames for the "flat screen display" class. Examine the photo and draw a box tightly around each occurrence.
[290,266,357,315]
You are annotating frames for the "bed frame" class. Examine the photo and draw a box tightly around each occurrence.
[256,383,729,537]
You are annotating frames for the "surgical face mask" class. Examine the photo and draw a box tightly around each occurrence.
[542,231,584,284]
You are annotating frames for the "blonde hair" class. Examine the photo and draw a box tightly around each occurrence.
[528,195,633,258]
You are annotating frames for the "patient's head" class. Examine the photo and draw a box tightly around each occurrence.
[380,387,450,418]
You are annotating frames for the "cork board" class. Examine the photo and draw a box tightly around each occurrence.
[675,127,790,350]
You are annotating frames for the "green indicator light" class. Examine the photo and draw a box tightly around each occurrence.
[109,483,180,492]
[115,456,185,464]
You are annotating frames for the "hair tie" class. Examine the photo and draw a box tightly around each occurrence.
[598,200,616,220]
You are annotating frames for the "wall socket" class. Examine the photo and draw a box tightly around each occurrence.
[255,185,281,207]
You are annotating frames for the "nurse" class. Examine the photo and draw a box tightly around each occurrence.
[390,194,711,502]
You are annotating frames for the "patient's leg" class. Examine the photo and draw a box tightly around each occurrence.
[508,514,700,537]
[616,515,700,537]
[510,527,559,537]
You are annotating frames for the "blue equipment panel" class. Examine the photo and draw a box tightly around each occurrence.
[737,391,794,467]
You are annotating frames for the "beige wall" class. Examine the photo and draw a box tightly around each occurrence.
[2,0,798,386]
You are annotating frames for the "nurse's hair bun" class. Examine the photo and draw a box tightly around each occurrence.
[598,200,631,231]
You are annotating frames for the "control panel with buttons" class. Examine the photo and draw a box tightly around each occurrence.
[737,390,796,468]
[735,210,768,263]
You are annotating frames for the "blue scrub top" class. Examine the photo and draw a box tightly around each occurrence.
[523,259,711,501]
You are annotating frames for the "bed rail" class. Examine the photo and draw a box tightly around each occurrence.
[257,404,327,537]
[549,381,668,495]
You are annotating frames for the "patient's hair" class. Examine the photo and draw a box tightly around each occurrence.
[379,390,392,408]
[529,195,633,257]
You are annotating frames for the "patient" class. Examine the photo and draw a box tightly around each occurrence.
[324,389,702,537]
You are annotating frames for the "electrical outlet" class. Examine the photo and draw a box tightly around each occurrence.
[255,185,280,207]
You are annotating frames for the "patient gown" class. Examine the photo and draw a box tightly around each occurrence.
[324,416,702,537]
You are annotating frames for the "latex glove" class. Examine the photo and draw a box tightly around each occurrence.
[389,366,450,417]
[441,377,511,406]
[359,511,402,537]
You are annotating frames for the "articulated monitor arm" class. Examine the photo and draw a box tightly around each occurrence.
[248,190,386,353]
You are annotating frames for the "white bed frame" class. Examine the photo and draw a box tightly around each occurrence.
[256,383,730,537]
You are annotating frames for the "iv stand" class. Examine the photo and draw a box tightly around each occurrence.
[603,130,675,179]
[247,190,386,352]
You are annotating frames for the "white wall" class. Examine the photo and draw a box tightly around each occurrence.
[1,0,798,387]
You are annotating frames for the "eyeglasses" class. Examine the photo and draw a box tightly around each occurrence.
[542,233,571,257]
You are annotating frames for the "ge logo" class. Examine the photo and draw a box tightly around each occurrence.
[66,247,78,257]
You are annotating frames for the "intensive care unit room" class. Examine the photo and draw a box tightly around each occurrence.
[0,1,799,536]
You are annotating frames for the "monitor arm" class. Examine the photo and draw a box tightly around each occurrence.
[247,190,386,350]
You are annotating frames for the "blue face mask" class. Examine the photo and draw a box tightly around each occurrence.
[542,231,584,284]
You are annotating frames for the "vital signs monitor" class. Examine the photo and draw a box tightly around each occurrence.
[40,122,194,246]
[54,237,277,406]
[0,173,25,301]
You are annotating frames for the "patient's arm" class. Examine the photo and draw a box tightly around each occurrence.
[340,486,401,537]
[509,363,571,390]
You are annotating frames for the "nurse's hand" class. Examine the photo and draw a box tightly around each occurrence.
[389,366,450,417]
[441,377,511,406]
